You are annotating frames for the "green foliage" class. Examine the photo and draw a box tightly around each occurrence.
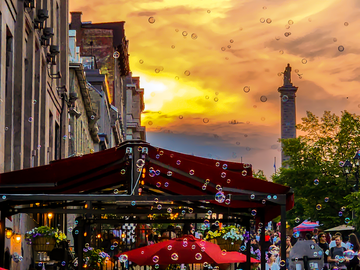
[272,111,360,228]
[83,248,110,270]
[253,169,267,180]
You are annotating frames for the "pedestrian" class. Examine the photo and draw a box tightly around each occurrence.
[285,236,292,269]
[147,233,156,245]
[312,228,319,242]
[328,235,348,270]
[318,232,330,270]
[266,253,280,270]
[330,232,348,249]
[346,233,360,270]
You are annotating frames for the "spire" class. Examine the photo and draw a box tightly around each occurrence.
[283,63,292,87]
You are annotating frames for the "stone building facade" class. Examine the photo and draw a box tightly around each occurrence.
[125,74,145,140]
[69,12,145,141]
[1,1,69,269]
[278,63,298,165]
[0,0,69,172]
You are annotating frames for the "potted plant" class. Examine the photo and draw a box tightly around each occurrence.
[83,247,110,270]
[205,225,245,251]
[25,226,67,252]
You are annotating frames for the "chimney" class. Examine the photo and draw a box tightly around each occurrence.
[70,12,83,47]
[70,12,82,30]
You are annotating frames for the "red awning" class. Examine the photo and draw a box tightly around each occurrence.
[0,141,293,221]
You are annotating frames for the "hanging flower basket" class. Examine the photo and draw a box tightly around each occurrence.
[25,226,66,252]
[216,238,242,252]
[205,225,245,252]
[33,237,56,252]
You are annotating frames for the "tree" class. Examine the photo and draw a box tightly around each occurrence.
[253,169,267,181]
[272,110,360,228]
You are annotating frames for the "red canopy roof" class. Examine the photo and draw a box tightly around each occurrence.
[0,141,293,221]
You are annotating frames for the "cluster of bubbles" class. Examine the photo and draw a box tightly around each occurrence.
[12,252,23,263]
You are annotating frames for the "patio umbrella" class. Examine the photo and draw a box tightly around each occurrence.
[293,220,319,232]
[117,235,259,265]
[325,225,355,232]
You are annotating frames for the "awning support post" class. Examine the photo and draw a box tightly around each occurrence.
[78,218,85,270]
[245,221,251,270]
[0,209,5,267]
[280,201,287,270]
[260,209,266,270]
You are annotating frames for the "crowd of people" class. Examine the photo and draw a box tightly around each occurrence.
[249,228,360,270]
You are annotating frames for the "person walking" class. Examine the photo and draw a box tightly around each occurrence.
[346,233,360,270]
[285,236,292,269]
[266,253,280,270]
[330,232,348,248]
[328,235,348,270]
[318,232,329,270]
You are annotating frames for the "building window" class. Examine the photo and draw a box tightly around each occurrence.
[55,121,60,160]
[49,111,53,162]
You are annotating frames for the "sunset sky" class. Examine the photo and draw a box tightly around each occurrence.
[70,0,360,177]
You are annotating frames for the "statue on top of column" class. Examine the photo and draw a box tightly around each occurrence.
[284,63,292,86]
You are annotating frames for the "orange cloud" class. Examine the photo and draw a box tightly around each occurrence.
[70,0,360,176]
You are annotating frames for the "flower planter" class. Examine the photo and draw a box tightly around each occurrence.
[33,237,56,252]
[215,238,242,252]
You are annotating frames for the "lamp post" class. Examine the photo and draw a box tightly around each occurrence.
[343,152,360,192]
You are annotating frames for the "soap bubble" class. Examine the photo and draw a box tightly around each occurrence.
[338,46,345,52]
[260,96,267,102]
[171,253,179,261]
[316,204,322,210]
[191,33,198,40]
[314,179,319,185]
[215,191,226,203]
[153,256,159,263]
[148,17,155,24]
[342,250,355,260]
[243,86,250,93]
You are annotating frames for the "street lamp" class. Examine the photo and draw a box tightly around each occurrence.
[342,154,360,191]
[353,152,360,191]
[343,160,353,175]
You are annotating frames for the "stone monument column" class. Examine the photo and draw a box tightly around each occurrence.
[278,64,298,165]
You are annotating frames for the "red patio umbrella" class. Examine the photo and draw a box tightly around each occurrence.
[117,235,259,265]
